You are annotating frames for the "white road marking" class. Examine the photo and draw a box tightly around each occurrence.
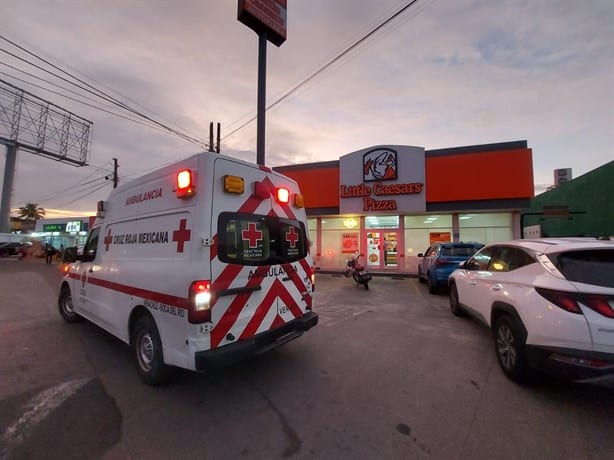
[1,378,91,458]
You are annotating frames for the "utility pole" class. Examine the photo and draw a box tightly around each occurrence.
[113,158,118,188]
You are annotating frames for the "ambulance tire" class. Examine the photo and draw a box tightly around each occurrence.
[58,285,81,322]
[133,315,172,385]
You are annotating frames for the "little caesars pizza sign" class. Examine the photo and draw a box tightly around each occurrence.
[339,145,426,214]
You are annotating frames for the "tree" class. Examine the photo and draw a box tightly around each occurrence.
[16,202,46,220]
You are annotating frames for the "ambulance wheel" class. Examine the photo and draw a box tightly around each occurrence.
[58,285,81,322]
[133,315,172,385]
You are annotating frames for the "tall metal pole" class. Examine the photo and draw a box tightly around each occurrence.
[112,157,118,188]
[0,143,17,233]
[256,32,267,166]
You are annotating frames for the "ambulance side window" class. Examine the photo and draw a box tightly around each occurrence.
[276,219,307,262]
[218,214,270,264]
[82,227,100,262]
[218,213,308,266]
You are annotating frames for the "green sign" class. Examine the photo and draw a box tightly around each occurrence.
[43,224,66,232]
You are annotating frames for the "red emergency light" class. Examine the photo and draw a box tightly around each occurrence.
[276,187,290,204]
[177,169,195,199]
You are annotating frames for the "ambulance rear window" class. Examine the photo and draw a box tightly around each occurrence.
[217,213,307,265]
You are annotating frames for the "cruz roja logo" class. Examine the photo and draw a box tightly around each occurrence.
[363,148,397,182]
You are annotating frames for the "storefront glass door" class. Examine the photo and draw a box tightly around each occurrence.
[366,231,398,269]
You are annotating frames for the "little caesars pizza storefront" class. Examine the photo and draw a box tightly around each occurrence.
[274,141,534,275]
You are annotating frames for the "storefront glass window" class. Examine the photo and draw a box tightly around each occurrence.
[459,213,512,244]
[307,218,318,262]
[404,215,452,229]
[404,215,453,272]
[321,229,355,268]
[321,217,360,230]
[365,215,398,229]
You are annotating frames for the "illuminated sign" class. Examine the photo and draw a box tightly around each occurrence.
[66,221,81,233]
[363,148,397,182]
[339,145,426,214]
[238,0,287,47]
[43,224,65,232]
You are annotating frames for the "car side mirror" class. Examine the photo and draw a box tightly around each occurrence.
[417,253,424,258]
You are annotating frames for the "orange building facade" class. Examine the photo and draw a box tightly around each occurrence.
[274,140,534,274]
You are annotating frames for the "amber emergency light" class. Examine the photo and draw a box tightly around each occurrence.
[224,175,244,194]
[176,169,195,199]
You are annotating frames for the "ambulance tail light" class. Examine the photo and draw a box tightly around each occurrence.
[276,187,290,204]
[310,266,316,294]
[188,280,211,323]
[176,169,195,199]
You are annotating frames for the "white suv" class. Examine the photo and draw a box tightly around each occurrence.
[448,238,614,383]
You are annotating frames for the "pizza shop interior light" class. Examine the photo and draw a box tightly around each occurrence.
[343,218,358,229]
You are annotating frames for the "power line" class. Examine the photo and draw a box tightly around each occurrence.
[0,35,209,148]
[0,70,180,134]
[224,0,425,141]
[53,181,112,208]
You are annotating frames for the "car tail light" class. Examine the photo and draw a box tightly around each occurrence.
[580,294,614,318]
[536,288,614,318]
[535,287,583,314]
[188,280,211,323]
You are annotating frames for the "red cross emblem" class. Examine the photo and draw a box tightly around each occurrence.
[242,222,263,248]
[104,228,113,251]
[285,226,299,248]
[172,219,191,253]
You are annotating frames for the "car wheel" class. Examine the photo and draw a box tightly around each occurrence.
[132,315,172,385]
[427,272,438,294]
[449,283,464,316]
[58,285,81,322]
[493,315,529,383]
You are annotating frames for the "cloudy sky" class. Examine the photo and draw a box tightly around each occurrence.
[1,0,613,218]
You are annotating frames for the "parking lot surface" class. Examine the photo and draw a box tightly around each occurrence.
[0,258,613,459]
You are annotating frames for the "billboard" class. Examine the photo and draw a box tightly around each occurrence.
[238,0,287,46]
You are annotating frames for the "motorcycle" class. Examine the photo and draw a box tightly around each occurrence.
[343,252,372,290]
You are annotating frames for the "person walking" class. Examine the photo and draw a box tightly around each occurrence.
[45,244,55,264]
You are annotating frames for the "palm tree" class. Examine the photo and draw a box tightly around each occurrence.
[16,202,46,220]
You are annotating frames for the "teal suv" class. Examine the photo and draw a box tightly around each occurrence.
[418,242,484,293]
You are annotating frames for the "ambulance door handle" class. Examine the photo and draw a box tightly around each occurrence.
[282,277,291,281]
[217,285,262,297]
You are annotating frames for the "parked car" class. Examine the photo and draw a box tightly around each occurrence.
[448,238,614,383]
[0,242,22,257]
[417,241,484,293]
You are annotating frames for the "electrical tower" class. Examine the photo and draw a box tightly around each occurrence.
[0,79,93,232]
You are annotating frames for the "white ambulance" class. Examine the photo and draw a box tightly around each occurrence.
[58,151,318,384]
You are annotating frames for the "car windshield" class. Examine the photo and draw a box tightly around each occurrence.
[547,249,614,288]
[441,246,481,257]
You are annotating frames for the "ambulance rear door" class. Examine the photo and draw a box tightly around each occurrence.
[208,157,313,351]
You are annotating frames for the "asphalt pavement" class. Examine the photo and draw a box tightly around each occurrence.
[1,257,613,460]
